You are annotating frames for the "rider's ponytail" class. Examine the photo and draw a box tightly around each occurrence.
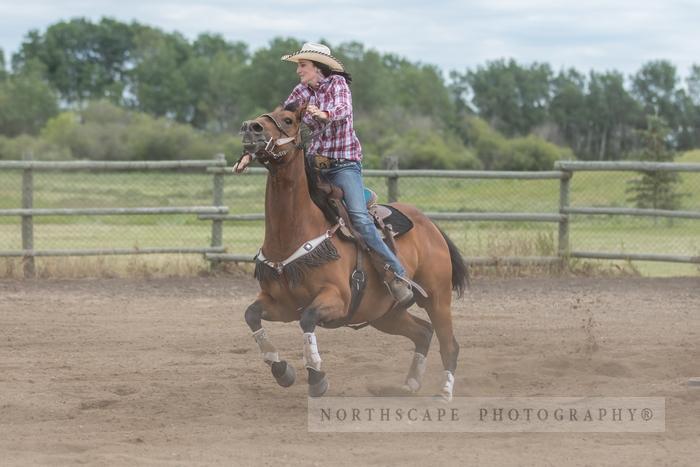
[312,61,353,85]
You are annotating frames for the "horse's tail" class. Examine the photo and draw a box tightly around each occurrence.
[437,226,469,298]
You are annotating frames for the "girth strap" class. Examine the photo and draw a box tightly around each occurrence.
[347,246,367,318]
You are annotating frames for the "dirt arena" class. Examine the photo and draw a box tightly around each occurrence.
[1,275,698,466]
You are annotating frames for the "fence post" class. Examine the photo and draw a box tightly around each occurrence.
[210,153,226,271]
[385,155,399,203]
[558,170,572,264]
[21,151,35,278]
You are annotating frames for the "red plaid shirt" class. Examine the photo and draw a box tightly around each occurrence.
[284,75,362,161]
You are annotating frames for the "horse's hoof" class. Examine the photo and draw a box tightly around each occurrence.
[307,369,329,398]
[403,378,421,393]
[271,360,295,387]
[434,391,453,403]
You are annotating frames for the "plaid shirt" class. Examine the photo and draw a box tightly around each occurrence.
[284,75,362,161]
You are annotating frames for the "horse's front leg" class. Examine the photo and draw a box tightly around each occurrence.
[300,288,346,398]
[244,298,296,388]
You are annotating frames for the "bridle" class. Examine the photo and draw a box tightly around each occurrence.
[252,113,303,166]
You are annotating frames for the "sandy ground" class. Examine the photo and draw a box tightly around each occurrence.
[0,275,698,466]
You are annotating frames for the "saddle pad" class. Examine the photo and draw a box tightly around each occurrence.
[371,204,414,237]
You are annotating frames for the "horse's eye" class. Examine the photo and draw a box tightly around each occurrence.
[284,118,293,125]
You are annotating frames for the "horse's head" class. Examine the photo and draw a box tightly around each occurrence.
[239,102,306,165]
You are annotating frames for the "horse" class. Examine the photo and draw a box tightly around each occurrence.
[237,102,468,401]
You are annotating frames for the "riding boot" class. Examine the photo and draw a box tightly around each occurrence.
[387,275,414,308]
[363,236,415,307]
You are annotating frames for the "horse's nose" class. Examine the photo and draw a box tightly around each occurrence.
[240,120,264,135]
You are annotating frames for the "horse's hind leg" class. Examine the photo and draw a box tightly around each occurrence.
[422,296,459,402]
[370,308,434,393]
[244,300,296,388]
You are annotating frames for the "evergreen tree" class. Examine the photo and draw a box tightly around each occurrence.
[625,116,686,212]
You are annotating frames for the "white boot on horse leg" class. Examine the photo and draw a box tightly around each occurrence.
[402,352,427,393]
[252,328,295,387]
[438,370,455,403]
[303,332,328,397]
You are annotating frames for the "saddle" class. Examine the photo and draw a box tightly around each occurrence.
[305,151,414,249]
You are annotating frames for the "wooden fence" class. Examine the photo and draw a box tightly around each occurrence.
[2,158,699,277]
[204,161,700,267]
[0,155,229,277]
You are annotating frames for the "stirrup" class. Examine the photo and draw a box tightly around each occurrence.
[386,275,414,307]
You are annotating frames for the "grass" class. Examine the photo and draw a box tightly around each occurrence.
[1,154,699,278]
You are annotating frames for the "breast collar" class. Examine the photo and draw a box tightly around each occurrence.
[255,220,343,275]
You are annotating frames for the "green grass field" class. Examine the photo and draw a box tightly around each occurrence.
[1,155,699,277]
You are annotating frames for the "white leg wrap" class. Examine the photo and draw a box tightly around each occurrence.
[302,332,322,371]
[404,352,427,393]
[252,328,280,364]
[440,370,455,402]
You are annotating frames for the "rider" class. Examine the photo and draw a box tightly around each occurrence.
[235,42,413,307]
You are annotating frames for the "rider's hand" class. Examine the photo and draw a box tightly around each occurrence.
[233,153,252,174]
[307,105,329,122]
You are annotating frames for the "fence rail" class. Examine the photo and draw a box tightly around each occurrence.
[1,158,699,277]
[554,160,700,266]
[0,155,229,277]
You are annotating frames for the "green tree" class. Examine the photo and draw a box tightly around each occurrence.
[0,49,6,80]
[334,42,392,115]
[625,116,686,211]
[688,65,700,105]
[12,17,136,104]
[457,59,552,136]
[130,28,193,121]
[243,37,301,114]
[0,66,58,136]
[184,34,251,131]
[631,61,680,132]
[549,69,588,152]
[584,71,640,160]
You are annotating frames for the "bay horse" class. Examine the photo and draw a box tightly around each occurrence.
[238,103,468,401]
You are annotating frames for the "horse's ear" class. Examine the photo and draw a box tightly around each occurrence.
[283,101,306,123]
[296,103,307,121]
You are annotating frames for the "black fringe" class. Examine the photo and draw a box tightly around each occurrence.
[254,238,340,287]
[254,260,276,284]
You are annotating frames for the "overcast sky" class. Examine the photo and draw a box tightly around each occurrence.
[1,0,698,79]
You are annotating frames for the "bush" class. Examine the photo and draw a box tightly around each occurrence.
[36,100,235,161]
[0,134,71,160]
[355,106,480,169]
[382,128,481,169]
[465,116,574,170]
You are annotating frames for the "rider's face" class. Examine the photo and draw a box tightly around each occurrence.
[296,60,322,87]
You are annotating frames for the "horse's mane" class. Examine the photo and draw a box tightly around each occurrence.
[303,154,339,224]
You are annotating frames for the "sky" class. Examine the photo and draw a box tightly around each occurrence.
[1,0,699,80]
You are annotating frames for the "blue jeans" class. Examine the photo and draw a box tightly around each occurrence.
[320,161,406,276]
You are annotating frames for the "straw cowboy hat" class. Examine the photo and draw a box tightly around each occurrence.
[281,42,345,72]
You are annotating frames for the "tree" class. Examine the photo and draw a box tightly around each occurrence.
[584,71,640,160]
[549,69,588,151]
[242,37,301,114]
[0,66,58,136]
[334,42,392,115]
[0,49,6,80]
[457,59,552,136]
[12,17,136,104]
[130,27,194,121]
[184,34,251,131]
[625,116,686,212]
[631,61,680,132]
[688,65,700,105]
